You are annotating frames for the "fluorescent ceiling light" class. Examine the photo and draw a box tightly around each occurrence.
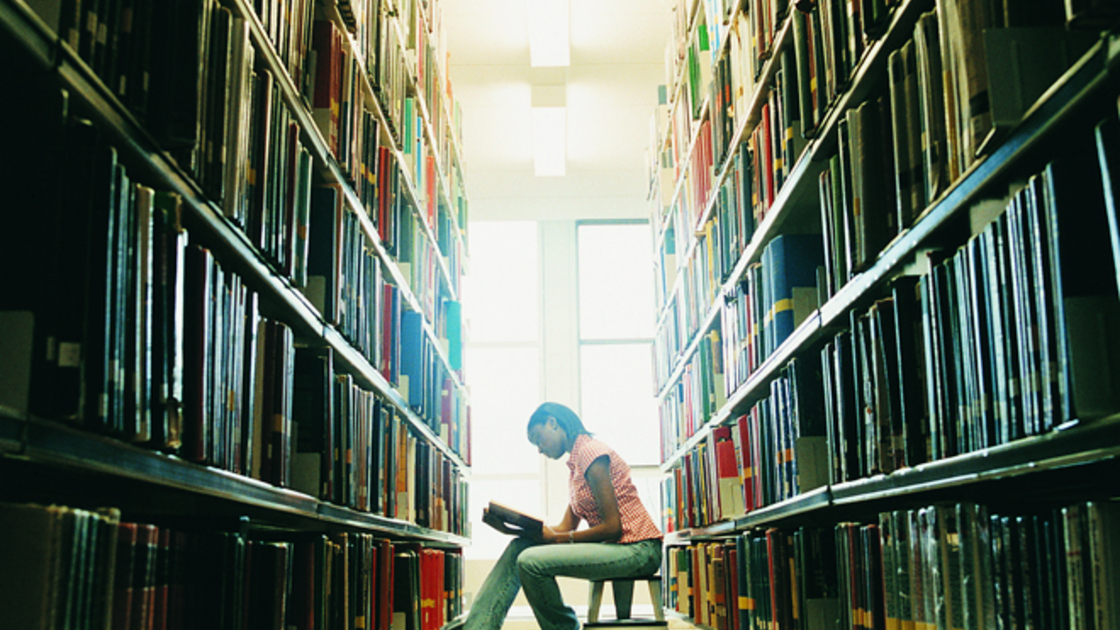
[528,0,570,67]
[532,106,566,176]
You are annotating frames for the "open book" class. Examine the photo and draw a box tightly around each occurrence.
[483,501,543,538]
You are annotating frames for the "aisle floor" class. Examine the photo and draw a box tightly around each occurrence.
[500,607,699,630]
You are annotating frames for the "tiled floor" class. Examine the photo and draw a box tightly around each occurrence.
[499,607,700,630]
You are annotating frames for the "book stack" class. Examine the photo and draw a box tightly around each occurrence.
[0,0,471,625]
[651,2,1120,629]
[0,501,465,630]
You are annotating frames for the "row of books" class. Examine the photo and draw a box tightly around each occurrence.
[651,0,871,408]
[653,238,714,393]
[652,135,754,323]
[664,499,1120,630]
[822,152,1120,484]
[400,99,432,230]
[310,15,466,317]
[181,245,297,482]
[312,17,379,199]
[306,184,393,372]
[662,0,777,165]
[656,0,817,231]
[653,0,1115,469]
[378,0,463,177]
[0,501,464,630]
[247,71,317,286]
[32,0,466,304]
[665,528,834,630]
[309,0,467,271]
[371,0,411,145]
[435,190,467,307]
[659,0,1039,315]
[408,0,462,195]
[653,145,766,392]
[721,234,823,393]
[879,500,1120,630]
[818,95,898,298]
[0,109,188,442]
[302,182,467,459]
[659,330,726,462]
[0,104,468,522]
[653,38,816,402]
[395,194,452,327]
[183,249,471,523]
[292,345,467,532]
[655,0,1090,389]
[661,357,827,531]
[815,4,1097,300]
[399,309,469,458]
[655,231,823,454]
[250,0,316,99]
[37,0,307,162]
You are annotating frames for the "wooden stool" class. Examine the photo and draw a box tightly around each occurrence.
[585,575,666,627]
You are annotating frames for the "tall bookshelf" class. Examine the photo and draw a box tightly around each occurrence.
[0,0,471,626]
[650,0,1120,627]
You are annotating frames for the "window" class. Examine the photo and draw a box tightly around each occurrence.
[466,346,541,477]
[577,222,656,340]
[576,221,659,465]
[463,221,540,344]
[462,221,543,560]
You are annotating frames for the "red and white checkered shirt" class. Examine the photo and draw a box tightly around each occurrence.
[567,434,662,543]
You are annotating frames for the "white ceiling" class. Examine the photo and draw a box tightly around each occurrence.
[440,0,675,222]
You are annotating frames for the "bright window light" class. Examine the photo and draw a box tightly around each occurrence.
[462,221,540,342]
[527,0,570,67]
[579,343,659,465]
[465,345,542,476]
[577,223,655,339]
[532,106,566,176]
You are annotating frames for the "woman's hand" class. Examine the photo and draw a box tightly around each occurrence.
[540,525,562,544]
[481,508,521,536]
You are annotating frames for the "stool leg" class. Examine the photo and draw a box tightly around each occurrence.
[647,579,664,621]
[612,580,635,621]
[588,581,605,623]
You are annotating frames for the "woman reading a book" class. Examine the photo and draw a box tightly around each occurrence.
[464,402,662,630]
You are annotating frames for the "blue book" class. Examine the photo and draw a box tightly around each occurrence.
[444,299,462,372]
[764,234,824,356]
[399,309,426,411]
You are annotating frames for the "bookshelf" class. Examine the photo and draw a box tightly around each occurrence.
[0,0,470,626]
[650,0,1120,627]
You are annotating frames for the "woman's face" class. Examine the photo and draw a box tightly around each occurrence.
[527,417,568,460]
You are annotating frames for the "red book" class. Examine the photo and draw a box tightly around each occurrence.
[425,155,437,229]
[151,528,171,630]
[419,549,439,630]
[366,539,379,629]
[377,539,395,630]
[759,103,775,216]
[734,415,755,513]
[311,20,340,154]
[712,425,744,520]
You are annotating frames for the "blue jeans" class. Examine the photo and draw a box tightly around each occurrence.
[464,537,662,630]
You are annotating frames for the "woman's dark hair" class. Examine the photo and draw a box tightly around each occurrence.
[528,402,591,437]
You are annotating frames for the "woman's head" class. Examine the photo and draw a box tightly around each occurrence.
[526,402,589,460]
